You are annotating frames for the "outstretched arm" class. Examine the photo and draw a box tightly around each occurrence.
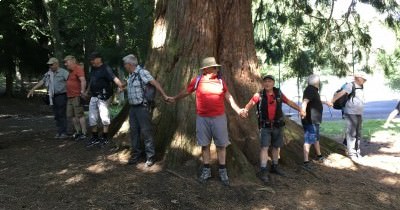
[172,89,191,102]
[149,79,173,101]
[27,80,45,98]
[287,100,306,118]
[224,92,243,115]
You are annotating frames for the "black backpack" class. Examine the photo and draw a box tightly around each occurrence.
[333,82,362,110]
[133,68,156,106]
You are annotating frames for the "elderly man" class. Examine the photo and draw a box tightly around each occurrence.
[172,57,244,186]
[64,55,87,140]
[123,54,172,167]
[85,52,125,148]
[301,74,330,170]
[330,72,367,162]
[241,75,305,184]
[27,57,69,138]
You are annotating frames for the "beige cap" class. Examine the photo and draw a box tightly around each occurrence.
[200,57,221,69]
[47,57,59,65]
[354,71,367,81]
[63,55,75,61]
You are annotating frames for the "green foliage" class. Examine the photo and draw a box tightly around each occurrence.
[252,0,389,80]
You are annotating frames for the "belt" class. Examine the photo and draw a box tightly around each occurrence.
[54,92,66,97]
[130,103,144,107]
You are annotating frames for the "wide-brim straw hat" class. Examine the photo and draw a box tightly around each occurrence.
[200,57,221,69]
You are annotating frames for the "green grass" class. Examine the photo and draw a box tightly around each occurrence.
[320,119,400,140]
[109,104,124,119]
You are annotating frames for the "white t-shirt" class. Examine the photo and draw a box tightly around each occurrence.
[343,82,365,115]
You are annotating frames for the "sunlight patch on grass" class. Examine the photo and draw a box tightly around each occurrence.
[64,174,85,185]
[378,176,400,186]
[106,149,130,163]
[376,192,392,205]
[56,169,68,175]
[323,153,358,170]
[86,162,115,174]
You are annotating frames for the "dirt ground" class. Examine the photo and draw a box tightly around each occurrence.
[1,97,400,210]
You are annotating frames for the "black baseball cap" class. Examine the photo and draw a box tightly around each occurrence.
[262,75,275,81]
[89,52,102,60]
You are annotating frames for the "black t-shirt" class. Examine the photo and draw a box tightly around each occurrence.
[301,85,323,125]
[89,64,116,97]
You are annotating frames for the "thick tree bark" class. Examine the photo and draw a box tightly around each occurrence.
[42,0,63,59]
[144,0,261,180]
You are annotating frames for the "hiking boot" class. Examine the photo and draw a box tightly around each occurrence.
[270,164,286,176]
[219,168,230,186]
[78,134,87,141]
[145,158,155,167]
[302,161,314,171]
[314,155,325,162]
[198,167,212,183]
[257,168,269,184]
[85,136,100,148]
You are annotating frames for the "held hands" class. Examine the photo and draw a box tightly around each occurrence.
[326,100,333,107]
[239,108,249,118]
[300,110,306,119]
[163,95,175,104]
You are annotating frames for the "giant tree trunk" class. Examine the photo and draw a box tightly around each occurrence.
[145,0,261,181]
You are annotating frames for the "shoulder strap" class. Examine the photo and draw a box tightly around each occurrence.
[194,75,202,90]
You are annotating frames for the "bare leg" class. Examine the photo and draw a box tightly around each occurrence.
[216,146,226,165]
[314,141,322,156]
[303,143,311,162]
[260,147,269,167]
[202,146,211,164]
[272,147,280,163]
[79,116,87,134]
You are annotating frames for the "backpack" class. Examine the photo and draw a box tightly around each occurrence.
[133,68,156,106]
[333,82,362,110]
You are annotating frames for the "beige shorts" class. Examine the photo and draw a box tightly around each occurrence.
[67,97,84,118]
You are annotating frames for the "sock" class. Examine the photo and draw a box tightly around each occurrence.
[272,160,278,165]
[204,164,210,168]
[219,164,226,169]
[102,132,108,139]
[260,163,267,168]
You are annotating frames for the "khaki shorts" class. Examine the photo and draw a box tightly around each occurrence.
[67,97,84,118]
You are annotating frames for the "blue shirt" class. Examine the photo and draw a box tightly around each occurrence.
[127,65,154,105]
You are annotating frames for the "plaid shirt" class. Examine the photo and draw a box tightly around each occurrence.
[127,65,154,105]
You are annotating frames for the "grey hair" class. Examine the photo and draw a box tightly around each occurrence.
[122,54,138,66]
[307,74,320,86]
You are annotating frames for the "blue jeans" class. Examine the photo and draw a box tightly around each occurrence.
[129,105,155,160]
[52,93,67,135]
[303,124,320,144]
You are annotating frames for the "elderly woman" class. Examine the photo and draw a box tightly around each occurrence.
[301,74,329,170]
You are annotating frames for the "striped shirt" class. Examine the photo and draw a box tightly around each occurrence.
[127,65,154,105]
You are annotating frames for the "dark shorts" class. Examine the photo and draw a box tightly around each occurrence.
[303,124,320,144]
[260,127,283,148]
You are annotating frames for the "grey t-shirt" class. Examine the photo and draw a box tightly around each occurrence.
[343,82,365,115]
